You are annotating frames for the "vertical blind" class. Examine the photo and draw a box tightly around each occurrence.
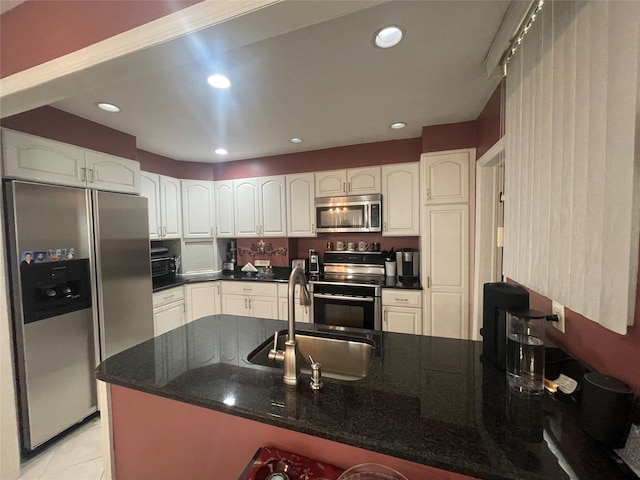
[504,0,640,334]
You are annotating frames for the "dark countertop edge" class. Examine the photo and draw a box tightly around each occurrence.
[153,272,423,292]
[95,372,501,479]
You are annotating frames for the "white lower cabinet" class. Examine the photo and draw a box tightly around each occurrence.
[220,281,279,319]
[185,282,221,323]
[382,290,422,334]
[152,286,186,336]
[277,284,311,323]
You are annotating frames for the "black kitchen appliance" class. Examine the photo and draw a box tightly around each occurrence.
[396,248,419,281]
[223,240,237,272]
[150,247,177,279]
[481,282,529,370]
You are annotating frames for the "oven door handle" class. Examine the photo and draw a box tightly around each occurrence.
[313,293,375,302]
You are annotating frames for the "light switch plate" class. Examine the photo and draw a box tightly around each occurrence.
[552,301,566,333]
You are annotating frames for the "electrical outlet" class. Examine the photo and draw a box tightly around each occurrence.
[552,301,566,333]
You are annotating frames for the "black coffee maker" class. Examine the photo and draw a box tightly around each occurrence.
[481,282,530,370]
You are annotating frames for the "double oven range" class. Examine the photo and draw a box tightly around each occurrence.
[309,251,384,330]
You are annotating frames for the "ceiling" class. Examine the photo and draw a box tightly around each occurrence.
[44,1,510,163]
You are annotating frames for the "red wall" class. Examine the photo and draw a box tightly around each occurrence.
[1,106,137,159]
[213,138,423,180]
[110,385,477,480]
[475,79,504,159]
[421,121,476,153]
[137,149,214,180]
[0,0,202,78]
[509,280,640,392]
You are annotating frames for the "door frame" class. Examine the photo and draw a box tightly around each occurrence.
[471,138,505,340]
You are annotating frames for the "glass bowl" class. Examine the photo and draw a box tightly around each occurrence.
[337,463,408,480]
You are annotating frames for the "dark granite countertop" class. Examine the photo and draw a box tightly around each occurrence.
[153,270,422,292]
[96,315,634,480]
[152,269,291,292]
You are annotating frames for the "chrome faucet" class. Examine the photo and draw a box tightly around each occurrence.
[268,266,311,385]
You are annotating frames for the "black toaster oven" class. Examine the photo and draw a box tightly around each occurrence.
[150,247,177,279]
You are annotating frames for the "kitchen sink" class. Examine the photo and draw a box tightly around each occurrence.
[247,329,375,381]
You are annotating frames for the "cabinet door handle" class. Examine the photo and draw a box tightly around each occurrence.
[163,294,175,300]
[312,223,315,234]
[425,187,430,200]
[81,167,87,182]
[157,227,162,238]
[89,168,95,183]
[248,299,252,309]
[395,298,408,302]
[347,181,351,193]
[384,221,387,232]
[343,182,346,193]
[244,298,248,309]
[163,226,167,237]
[427,276,431,288]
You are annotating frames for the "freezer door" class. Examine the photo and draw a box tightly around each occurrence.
[93,190,154,360]
[21,309,97,449]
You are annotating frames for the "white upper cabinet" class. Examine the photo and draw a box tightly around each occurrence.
[140,172,161,239]
[315,169,347,197]
[160,175,182,239]
[381,162,420,236]
[347,166,381,195]
[2,128,140,194]
[85,150,140,194]
[315,167,381,197]
[181,180,215,238]
[422,149,471,204]
[140,172,182,239]
[234,175,287,237]
[258,176,287,237]
[233,178,260,237]
[214,180,235,237]
[286,173,316,237]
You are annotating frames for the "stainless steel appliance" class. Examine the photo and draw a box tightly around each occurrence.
[308,249,320,274]
[4,180,154,453]
[315,194,382,233]
[310,251,384,330]
[396,248,419,281]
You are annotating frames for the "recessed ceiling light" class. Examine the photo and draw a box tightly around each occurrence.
[215,148,228,155]
[374,26,404,49]
[207,74,231,89]
[390,122,407,129]
[96,102,120,113]
[289,137,303,144]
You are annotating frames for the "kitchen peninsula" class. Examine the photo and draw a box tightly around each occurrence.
[96,315,632,480]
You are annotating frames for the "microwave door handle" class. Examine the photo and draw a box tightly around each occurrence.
[365,203,370,231]
[313,293,374,303]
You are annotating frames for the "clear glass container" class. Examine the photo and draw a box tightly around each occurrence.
[337,463,407,480]
[506,309,548,394]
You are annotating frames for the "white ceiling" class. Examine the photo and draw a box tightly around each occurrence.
[45,1,510,163]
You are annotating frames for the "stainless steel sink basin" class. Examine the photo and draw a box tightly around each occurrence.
[247,329,375,381]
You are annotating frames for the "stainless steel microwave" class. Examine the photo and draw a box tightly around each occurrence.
[315,194,382,233]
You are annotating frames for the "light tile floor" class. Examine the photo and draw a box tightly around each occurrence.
[17,416,104,480]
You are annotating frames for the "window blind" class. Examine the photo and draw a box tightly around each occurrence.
[503,0,640,334]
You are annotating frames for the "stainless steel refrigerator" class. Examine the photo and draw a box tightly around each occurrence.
[4,180,154,453]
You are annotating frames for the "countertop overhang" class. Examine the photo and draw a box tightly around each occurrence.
[96,315,633,480]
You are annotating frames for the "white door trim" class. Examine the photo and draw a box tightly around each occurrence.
[471,137,505,340]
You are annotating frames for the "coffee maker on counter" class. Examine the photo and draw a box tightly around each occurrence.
[396,248,419,281]
[223,240,237,272]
